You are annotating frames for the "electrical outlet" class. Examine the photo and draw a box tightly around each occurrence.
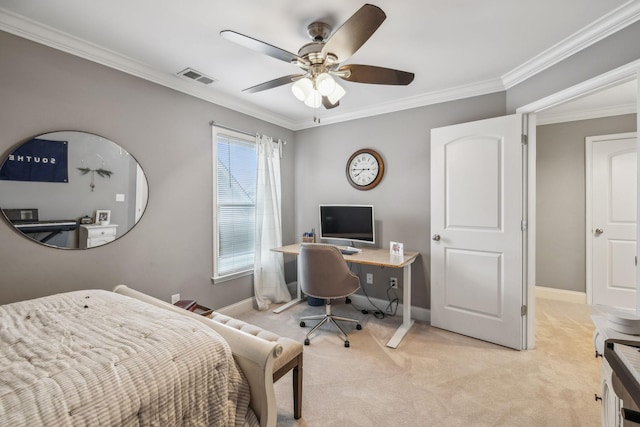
[366,273,374,285]
[390,277,398,288]
[171,293,180,304]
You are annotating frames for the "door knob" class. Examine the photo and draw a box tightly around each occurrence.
[594,228,604,236]
[432,234,441,241]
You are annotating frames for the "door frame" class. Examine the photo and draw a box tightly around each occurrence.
[585,132,638,306]
[516,59,640,349]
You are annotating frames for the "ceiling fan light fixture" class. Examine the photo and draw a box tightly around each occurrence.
[292,77,313,101]
[315,72,336,96]
[327,82,346,105]
[304,90,322,108]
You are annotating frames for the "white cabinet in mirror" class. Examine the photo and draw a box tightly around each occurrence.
[0,131,149,249]
[79,224,119,249]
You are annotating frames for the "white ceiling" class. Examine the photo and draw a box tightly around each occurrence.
[0,0,638,130]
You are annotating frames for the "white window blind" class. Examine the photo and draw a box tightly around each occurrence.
[213,129,257,279]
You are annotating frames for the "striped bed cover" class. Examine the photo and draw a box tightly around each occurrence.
[0,290,258,426]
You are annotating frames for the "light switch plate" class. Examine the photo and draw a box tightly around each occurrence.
[366,273,373,284]
[116,193,125,202]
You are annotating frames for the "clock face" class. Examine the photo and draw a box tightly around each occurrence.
[346,149,384,190]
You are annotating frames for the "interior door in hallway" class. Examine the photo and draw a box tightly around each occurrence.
[588,132,637,310]
[431,114,525,350]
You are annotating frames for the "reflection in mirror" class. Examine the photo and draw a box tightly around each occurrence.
[0,131,148,249]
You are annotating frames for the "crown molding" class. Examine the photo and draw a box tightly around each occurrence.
[1,4,638,131]
[0,7,502,132]
[290,78,505,130]
[502,0,640,89]
[0,8,299,130]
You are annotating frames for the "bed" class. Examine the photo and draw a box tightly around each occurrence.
[0,285,281,427]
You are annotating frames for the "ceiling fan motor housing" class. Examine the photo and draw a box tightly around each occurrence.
[297,22,337,67]
[307,21,331,42]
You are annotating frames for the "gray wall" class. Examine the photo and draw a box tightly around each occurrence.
[0,29,507,312]
[536,114,637,292]
[2,11,640,311]
[0,31,296,308]
[294,94,507,309]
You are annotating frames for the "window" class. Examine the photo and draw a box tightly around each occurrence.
[213,128,257,280]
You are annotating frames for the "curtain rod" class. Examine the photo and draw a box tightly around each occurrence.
[209,121,256,138]
[210,121,287,144]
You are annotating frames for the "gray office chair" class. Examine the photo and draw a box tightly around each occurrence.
[298,243,362,347]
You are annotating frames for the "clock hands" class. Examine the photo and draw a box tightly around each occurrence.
[351,166,379,179]
[352,168,370,178]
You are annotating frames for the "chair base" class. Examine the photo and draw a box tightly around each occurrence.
[300,301,362,347]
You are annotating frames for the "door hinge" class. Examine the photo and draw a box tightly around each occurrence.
[521,134,528,145]
[521,305,527,316]
[521,220,527,231]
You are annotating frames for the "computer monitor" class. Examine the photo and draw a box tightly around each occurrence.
[319,204,375,245]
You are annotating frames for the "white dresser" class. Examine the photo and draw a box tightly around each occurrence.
[79,224,118,248]
[593,309,640,426]
[604,341,640,426]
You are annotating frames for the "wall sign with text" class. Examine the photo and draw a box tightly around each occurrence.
[0,138,68,183]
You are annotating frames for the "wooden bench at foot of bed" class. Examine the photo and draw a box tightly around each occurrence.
[209,312,303,420]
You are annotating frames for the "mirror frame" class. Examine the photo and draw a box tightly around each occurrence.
[0,130,149,249]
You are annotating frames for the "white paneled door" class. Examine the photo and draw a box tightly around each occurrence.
[431,114,525,350]
[588,133,637,310]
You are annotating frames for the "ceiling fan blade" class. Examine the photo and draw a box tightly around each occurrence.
[221,30,307,65]
[321,4,386,62]
[338,64,414,85]
[242,74,302,93]
[322,96,340,109]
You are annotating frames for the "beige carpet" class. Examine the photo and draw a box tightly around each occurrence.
[235,297,601,426]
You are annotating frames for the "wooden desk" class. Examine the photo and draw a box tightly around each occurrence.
[271,243,419,348]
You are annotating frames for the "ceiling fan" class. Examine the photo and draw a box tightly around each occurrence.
[220,4,415,110]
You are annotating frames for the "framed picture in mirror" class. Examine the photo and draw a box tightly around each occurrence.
[96,210,111,225]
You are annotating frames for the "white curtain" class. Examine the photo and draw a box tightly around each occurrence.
[254,134,291,310]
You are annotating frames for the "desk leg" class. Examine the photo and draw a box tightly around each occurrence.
[386,263,415,348]
[273,279,305,314]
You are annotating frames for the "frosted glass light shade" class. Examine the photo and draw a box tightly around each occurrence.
[315,73,336,96]
[292,77,313,101]
[326,82,346,105]
[304,90,322,108]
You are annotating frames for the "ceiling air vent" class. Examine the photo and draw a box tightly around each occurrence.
[177,68,216,85]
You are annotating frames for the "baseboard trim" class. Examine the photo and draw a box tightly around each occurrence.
[219,293,431,322]
[535,286,587,304]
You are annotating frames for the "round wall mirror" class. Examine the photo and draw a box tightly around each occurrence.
[0,131,148,249]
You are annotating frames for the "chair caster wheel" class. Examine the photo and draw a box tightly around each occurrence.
[356,324,362,330]
[344,341,350,348]
[345,297,351,304]
[304,339,310,346]
[300,321,305,327]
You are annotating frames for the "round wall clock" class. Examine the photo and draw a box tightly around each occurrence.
[346,148,385,190]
